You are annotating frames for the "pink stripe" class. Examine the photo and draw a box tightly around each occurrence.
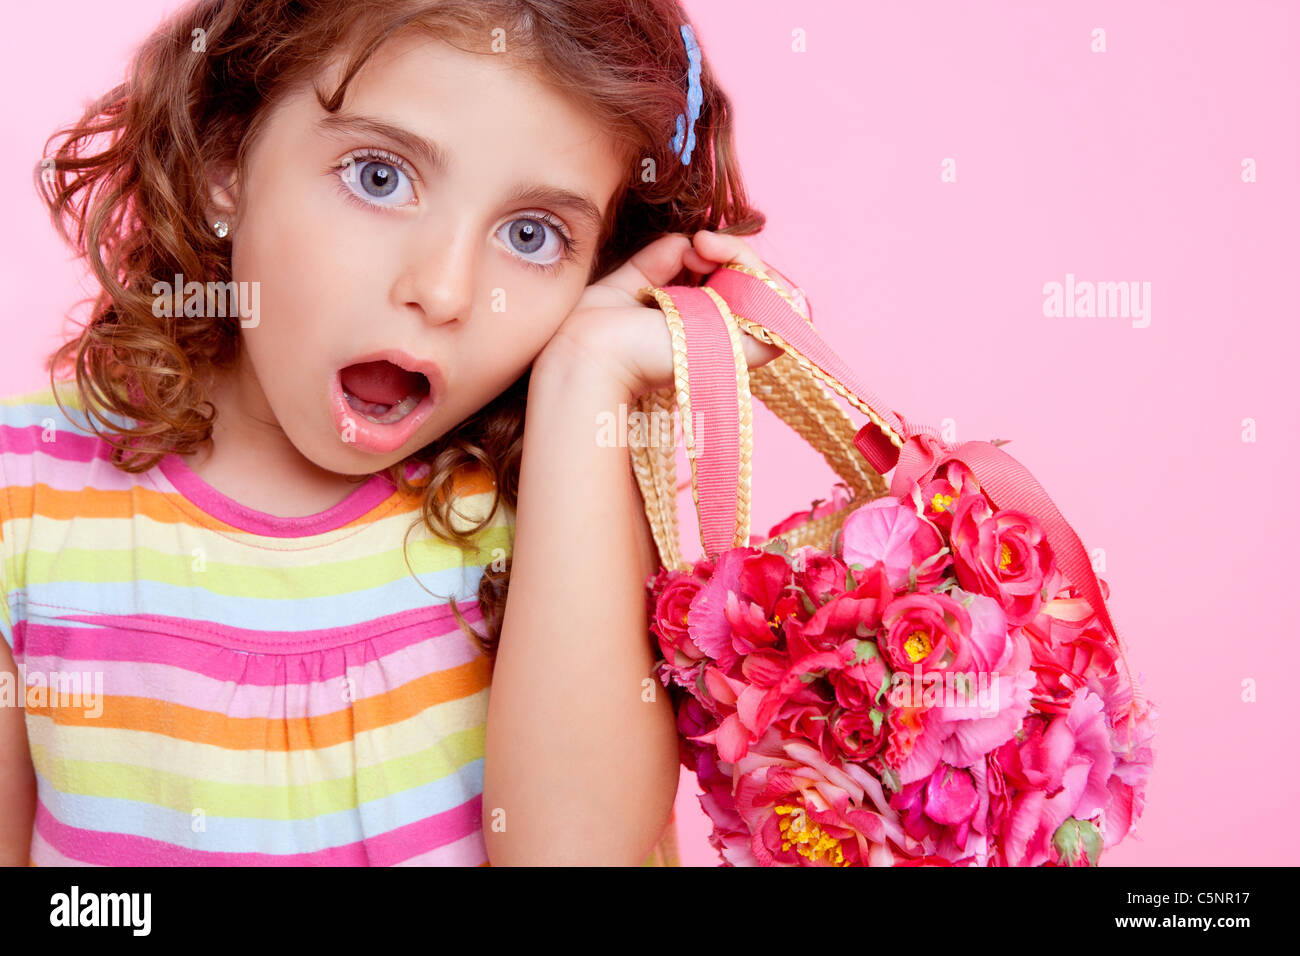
[0,425,164,497]
[29,826,97,867]
[1,422,432,536]
[21,630,483,718]
[35,795,483,866]
[17,601,484,662]
[391,830,488,866]
[0,424,107,469]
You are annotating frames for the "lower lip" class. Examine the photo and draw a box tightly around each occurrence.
[329,371,438,454]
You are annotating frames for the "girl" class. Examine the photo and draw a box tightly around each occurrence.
[0,0,790,865]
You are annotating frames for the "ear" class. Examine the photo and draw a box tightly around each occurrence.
[205,162,240,232]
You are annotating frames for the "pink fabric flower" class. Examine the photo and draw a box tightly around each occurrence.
[648,567,709,688]
[990,687,1116,866]
[779,698,839,764]
[730,730,911,866]
[1022,579,1120,705]
[830,645,890,712]
[907,460,983,538]
[880,591,974,674]
[891,762,982,852]
[950,494,1056,626]
[709,640,858,763]
[840,497,950,592]
[829,708,887,763]
[790,549,851,607]
[784,560,894,653]
[1085,670,1159,849]
[723,551,795,655]
[682,548,749,675]
[884,630,1035,786]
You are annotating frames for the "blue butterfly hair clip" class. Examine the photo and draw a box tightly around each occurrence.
[670,24,703,166]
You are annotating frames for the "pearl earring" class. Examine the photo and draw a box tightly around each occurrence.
[212,220,229,238]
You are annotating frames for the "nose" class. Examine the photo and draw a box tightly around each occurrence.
[391,221,477,327]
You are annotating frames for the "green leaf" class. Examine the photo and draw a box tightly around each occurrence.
[880,766,901,794]
[853,639,880,663]
[915,546,951,572]
[874,677,891,705]
[868,708,884,734]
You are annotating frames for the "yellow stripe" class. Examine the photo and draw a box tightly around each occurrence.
[28,724,484,818]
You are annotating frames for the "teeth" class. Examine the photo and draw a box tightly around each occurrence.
[344,388,422,425]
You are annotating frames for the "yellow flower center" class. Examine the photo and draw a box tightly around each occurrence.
[999,542,1012,571]
[775,804,848,866]
[904,629,932,662]
[930,492,954,515]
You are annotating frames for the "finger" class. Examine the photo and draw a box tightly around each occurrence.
[691,230,768,273]
[693,231,808,318]
[595,233,693,299]
[691,232,802,366]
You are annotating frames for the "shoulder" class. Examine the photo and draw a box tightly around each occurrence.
[0,378,117,505]
[429,461,516,570]
[0,378,103,446]
[439,461,515,533]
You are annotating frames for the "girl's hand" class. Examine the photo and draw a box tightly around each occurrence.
[542,230,793,397]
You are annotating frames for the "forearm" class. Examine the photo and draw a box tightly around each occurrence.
[483,336,679,865]
[0,641,36,866]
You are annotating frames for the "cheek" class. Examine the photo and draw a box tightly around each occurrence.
[231,180,385,349]
[487,283,581,365]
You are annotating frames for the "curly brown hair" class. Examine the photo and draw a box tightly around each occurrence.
[35,0,764,663]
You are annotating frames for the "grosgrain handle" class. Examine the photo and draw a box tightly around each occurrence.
[635,284,754,559]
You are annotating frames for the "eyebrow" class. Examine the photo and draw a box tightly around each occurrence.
[316,113,606,235]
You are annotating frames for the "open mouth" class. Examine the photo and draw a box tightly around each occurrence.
[338,360,432,425]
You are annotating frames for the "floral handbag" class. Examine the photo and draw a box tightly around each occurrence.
[628,262,1156,866]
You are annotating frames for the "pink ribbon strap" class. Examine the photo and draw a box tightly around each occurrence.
[668,286,744,559]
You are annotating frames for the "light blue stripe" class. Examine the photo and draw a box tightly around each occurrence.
[18,563,486,632]
[0,395,133,432]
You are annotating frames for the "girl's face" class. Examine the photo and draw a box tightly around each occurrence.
[212,32,629,473]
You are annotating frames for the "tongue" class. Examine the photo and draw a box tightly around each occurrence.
[340,361,427,406]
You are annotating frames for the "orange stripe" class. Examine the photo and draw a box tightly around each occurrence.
[25,655,491,749]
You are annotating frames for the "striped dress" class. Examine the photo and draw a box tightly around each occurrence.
[0,379,680,866]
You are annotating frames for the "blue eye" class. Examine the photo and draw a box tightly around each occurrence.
[497,214,576,271]
[337,150,415,207]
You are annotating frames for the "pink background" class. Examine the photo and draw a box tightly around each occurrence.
[3,1,1296,866]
